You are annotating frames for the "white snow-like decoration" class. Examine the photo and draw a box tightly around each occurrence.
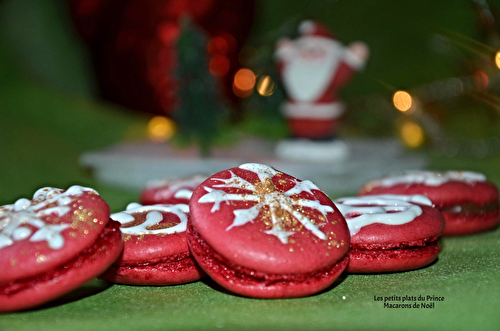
[0,186,95,250]
[111,203,189,235]
[334,195,431,236]
[367,170,486,187]
[198,163,333,244]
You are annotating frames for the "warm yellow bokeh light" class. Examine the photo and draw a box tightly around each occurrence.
[393,91,413,112]
[233,68,256,98]
[495,50,500,69]
[234,68,256,90]
[400,121,424,148]
[256,75,275,97]
[148,116,176,142]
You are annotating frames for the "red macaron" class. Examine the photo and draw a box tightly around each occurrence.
[358,171,499,236]
[140,175,207,205]
[187,163,350,299]
[99,203,204,285]
[0,185,123,312]
[334,194,446,273]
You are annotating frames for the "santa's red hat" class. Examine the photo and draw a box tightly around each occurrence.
[298,20,334,39]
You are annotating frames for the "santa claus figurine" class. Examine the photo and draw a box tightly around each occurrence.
[275,20,369,162]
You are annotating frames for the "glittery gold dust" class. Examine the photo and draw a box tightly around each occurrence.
[36,255,46,263]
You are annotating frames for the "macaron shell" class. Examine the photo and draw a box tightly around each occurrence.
[0,187,111,283]
[121,232,189,264]
[359,177,499,235]
[189,165,350,275]
[187,221,349,299]
[140,189,191,206]
[351,205,445,247]
[100,253,204,286]
[360,181,498,207]
[347,243,439,273]
[0,219,123,312]
[442,211,499,235]
[140,175,207,205]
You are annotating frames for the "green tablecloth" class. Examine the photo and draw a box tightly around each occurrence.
[1,85,499,331]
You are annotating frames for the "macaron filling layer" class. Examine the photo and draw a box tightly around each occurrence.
[439,201,499,215]
[107,250,197,275]
[350,235,440,251]
[349,241,439,260]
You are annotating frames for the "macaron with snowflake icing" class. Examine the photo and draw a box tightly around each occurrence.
[334,194,445,273]
[187,163,350,299]
[0,185,123,312]
[99,203,204,285]
[140,174,207,205]
[358,170,499,236]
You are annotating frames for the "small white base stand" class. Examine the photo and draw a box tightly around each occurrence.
[275,139,349,163]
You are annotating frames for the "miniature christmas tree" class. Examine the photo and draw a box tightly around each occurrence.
[173,18,228,157]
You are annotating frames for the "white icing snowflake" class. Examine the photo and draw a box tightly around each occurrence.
[198,163,333,244]
[0,185,94,250]
[111,203,189,235]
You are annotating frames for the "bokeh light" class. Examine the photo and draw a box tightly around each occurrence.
[148,116,176,142]
[495,50,500,69]
[209,55,230,77]
[392,91,413,112]
[256,75,275,97]
[473,70,489,89]
[207,36,229,55]
[233,68,255,98]
[400,120,425,148]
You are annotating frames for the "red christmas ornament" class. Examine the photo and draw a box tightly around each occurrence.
[67,0,255,115]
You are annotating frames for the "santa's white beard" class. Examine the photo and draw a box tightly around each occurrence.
[282,46,342,102]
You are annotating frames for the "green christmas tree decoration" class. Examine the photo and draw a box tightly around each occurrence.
[173,17,229,157]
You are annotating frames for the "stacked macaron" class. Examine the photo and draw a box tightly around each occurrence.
[187,163,350,298]
[99,203,205,285]
[358,171,500,236]
[333,194,445,273]
[0,186,123,312]
[1,165,498,311]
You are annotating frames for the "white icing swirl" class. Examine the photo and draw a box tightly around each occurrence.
[111,203,189,235]
[334,195,432,236]
[0,185,96,250]
[368,170,486,187]
[198,163,332,244]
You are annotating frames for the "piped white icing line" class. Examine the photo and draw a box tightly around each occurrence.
[368,170,486,187]
[198,163,332,244]
[173,189,195,200]
[0,185,97,250]
[111,203,189,235]
[334,195,432,236]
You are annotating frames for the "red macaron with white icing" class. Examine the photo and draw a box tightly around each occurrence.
[99,203,204,285]
[140,175,207,205]
[187,163,350,299]
[0,185,123,312]
[334,194,446,273]
[358,170,499,236]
